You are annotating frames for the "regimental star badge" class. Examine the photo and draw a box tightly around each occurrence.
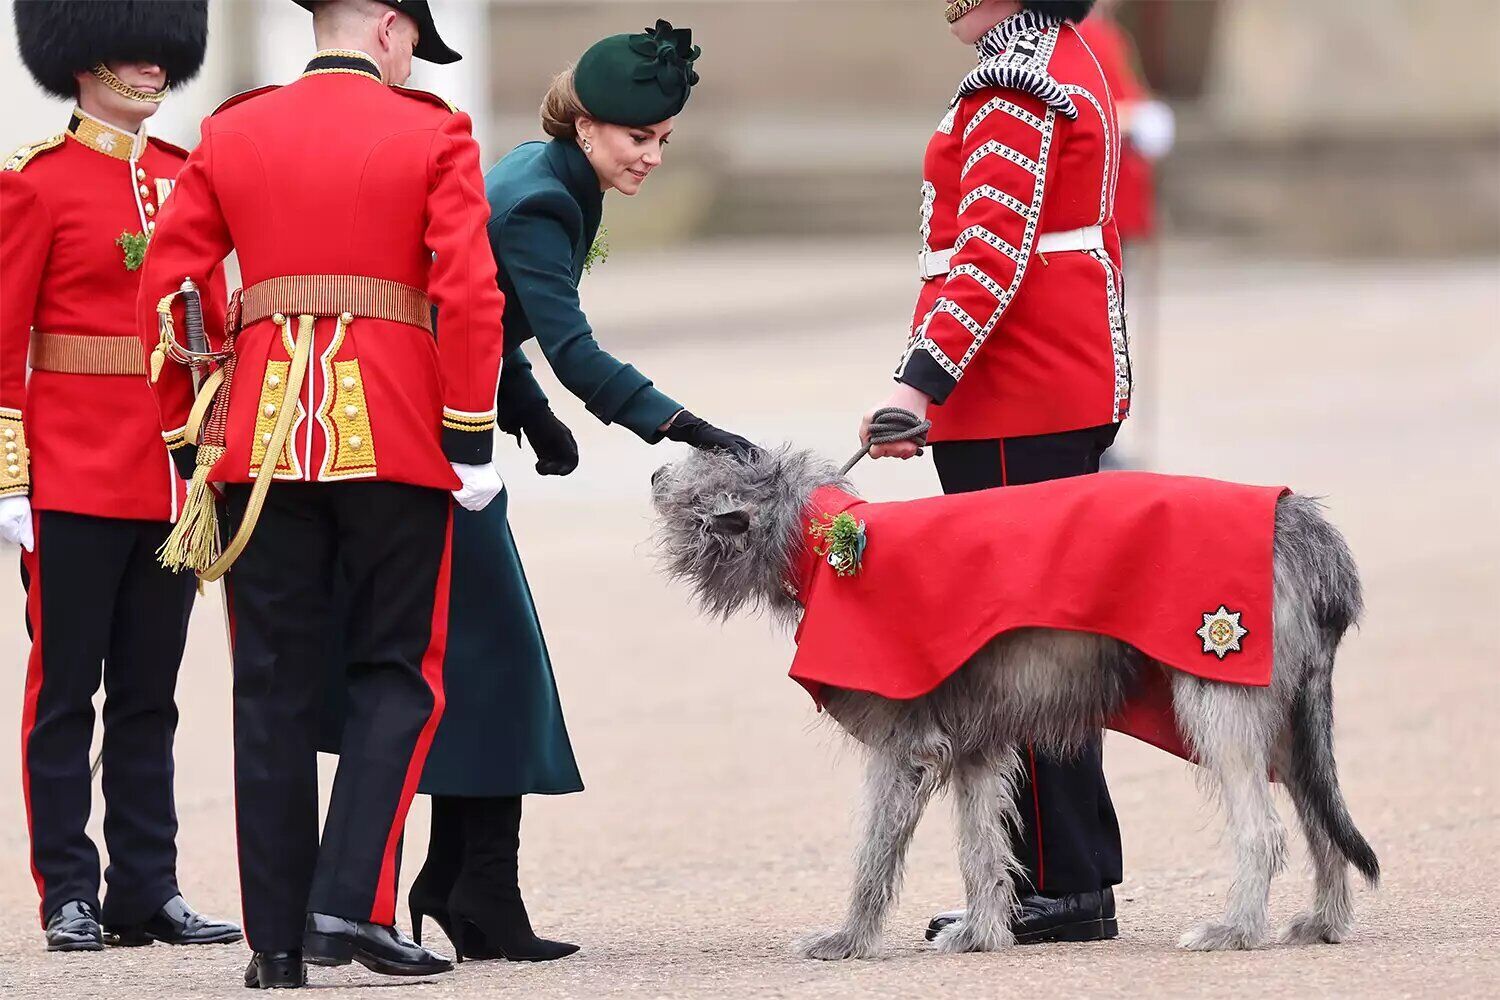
[1196,605,1248,659]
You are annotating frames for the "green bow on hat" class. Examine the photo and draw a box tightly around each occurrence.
[575,19,701,127]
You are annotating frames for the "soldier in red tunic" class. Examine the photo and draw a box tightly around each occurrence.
[859,0,1128,943]
[134,0,503,988]
[1,0,239,955]
[1074,0,1175,245]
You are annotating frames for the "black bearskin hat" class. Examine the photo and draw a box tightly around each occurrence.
[14,1,209,100]
[1021,1,1096,23]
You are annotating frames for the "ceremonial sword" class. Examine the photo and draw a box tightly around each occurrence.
[91,279,213,781]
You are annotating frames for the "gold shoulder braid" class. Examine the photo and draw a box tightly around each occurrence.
[3,134,64,172]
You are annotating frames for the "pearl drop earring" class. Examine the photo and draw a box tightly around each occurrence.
[580,137,593,154]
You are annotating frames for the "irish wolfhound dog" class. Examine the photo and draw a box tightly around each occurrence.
[650,446,1378,958]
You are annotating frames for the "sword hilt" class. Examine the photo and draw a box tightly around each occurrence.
[181,278,207,356]
[180,278,208,390]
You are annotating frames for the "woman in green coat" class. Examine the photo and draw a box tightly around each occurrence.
[406,20,754,963]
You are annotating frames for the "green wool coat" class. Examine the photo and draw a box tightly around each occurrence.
[488,138,682,440]
[318,485,583,797]
[407,139,684,795]
[324,140,684,797]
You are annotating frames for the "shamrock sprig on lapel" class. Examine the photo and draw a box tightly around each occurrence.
[116,230,150,271]
[584,226,611,273]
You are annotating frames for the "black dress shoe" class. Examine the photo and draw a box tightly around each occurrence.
[244,951,307,989]
[46,900,104,952]
[106,894,243,946]
[925,887,1118,945]
[303,912,454,977]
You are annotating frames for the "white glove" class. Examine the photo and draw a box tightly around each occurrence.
[450,462,504,512]
[0,495,34,552]
[1129,99,1176,161]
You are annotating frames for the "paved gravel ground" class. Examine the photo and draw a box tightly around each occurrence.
[0,241,1495,998]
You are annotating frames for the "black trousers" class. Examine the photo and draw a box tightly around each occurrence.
[20,511,194,926]
[931,424,1124,894]
[224,481,452,952]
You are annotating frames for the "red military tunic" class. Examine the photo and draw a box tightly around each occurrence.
[897,10,1130,442]
[1075,13,1156,241]
[785,475,1289,762]
[1,109,226,521]
[135,59,504,491]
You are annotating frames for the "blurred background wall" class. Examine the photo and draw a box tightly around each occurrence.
[2,0,1497,254]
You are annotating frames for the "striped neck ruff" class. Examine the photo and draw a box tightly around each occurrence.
[976,9,1062,59]
[953,8,1076,118]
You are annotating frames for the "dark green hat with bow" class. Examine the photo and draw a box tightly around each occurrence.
[574,19,700,126]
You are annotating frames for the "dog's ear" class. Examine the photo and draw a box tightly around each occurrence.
[708,509,752,536]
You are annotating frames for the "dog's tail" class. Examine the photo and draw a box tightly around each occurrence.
[1289,669,1379,886]
[1280,496,1378,886]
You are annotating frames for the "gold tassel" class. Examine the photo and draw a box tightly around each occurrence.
[153,292,179,385]
[158,444,225,573]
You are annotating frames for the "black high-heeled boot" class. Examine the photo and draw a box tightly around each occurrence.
[447,796,579,963]
[408,795,471,953]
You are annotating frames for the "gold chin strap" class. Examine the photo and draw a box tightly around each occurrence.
[90,64,167,104]
[945,0,986,24]
[159,315,317,581]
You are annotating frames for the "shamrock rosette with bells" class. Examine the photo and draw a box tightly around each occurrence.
[574,19,701,126]
[809,511,868,578]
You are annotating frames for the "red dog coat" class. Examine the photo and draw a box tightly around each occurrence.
[785,472,1289,761]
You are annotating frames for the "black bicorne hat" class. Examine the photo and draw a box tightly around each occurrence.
[14,0,209,100]
[291,0,460,65]
[1020,1,1097,23]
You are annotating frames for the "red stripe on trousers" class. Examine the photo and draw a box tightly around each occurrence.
[369,504,453,924]
[19,516,46,925]
[999,440,1045,892]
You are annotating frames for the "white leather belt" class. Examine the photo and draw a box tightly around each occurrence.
[1037,225,1105,254]
[918,225,1105,280]
[917,248,955,280]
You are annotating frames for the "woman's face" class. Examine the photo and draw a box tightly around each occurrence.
[577,117,676,196]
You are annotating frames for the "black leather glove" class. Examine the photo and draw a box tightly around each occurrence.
[520,405,578,477]
[662,410,758,459]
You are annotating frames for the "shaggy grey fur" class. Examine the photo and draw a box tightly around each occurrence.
[650,446,1378,958]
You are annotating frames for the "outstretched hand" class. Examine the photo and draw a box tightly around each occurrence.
[662,410,758,460]
[860,384,931,460]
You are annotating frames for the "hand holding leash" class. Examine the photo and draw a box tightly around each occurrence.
[858,383,932,465]
[845,406,931,476]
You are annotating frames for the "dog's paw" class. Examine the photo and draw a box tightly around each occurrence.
[932,918,1013,954]
[795,928,878,961]
[1278,911,1346,945]
[1178,921,1263,952]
